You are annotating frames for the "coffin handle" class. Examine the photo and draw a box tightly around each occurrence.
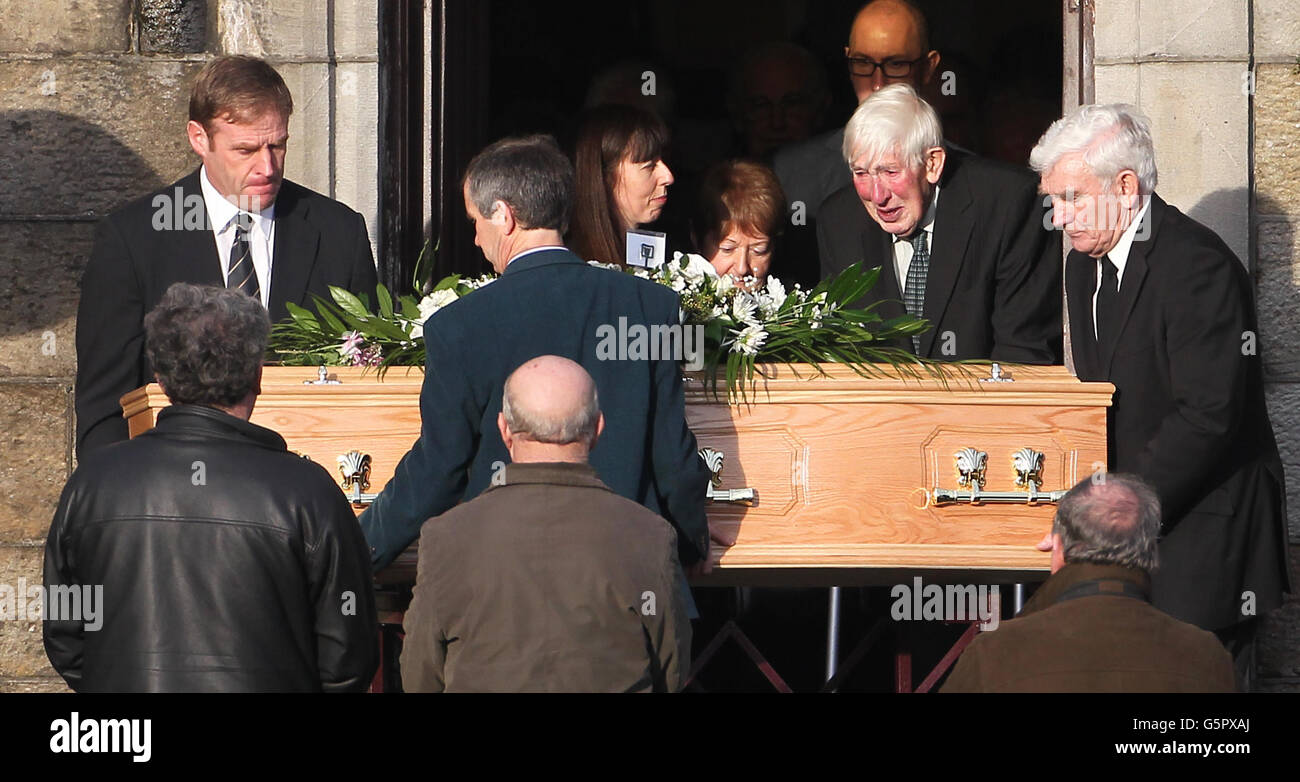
[698,447,757,506]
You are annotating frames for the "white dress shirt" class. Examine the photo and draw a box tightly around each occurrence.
[890,185,941,286]
[1091,197,1151,339]
[200,165,276,309]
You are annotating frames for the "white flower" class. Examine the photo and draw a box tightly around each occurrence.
[676,252,719,288]
[338,330,364,358]
[730,324,768,355]
[466,274,497,289]
[411,288,460,338]
[670,275,687,293]
[714,273,736,297]
[587,260,623,271]
[731,293,759,326]
[765,275,787,308]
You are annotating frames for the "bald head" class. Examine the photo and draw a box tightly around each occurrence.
[845,0,939,104]
[499,356,604,462]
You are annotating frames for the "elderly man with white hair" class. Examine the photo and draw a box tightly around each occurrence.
[1030,104,1291,689]
[818,84,1062,363]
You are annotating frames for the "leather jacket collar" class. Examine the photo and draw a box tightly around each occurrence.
[1020,562,1152,617]
[152,404,287,451]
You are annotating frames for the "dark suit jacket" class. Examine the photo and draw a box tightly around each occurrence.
[817,149,1062,363]
[400,461,690,692]
[942,563,1236,692]
[358,248,711,571]
[1066,194,1291,630]
[74,168,378,455]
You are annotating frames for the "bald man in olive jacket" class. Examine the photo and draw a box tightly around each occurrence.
[943,475,1235,693]
[400,356,690,692]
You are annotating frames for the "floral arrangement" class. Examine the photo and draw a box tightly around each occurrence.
[269,273,495,371]
[268,251,932,395]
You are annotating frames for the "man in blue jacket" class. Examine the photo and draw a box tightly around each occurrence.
[360,135,713,576]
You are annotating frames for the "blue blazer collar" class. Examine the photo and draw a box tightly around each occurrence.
[502,247,583,276]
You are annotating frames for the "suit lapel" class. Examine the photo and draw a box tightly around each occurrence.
[169,169,224,287]
[919,167,975,356]
[1065,250,1100,378]
[268,182,320,319]
[864,227,903,310]
[1098,198,1161,374]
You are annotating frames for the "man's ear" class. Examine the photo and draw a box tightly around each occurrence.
[924,146,946,185]
[590,412,606,450]
[252,364,263,396]
[497,411,512,451]
[491,200,516,234]
[921,50,942,85]
[1115,169,1141,208]
[186,120,210,159]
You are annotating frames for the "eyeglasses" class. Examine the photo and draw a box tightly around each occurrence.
[845,54,926,78]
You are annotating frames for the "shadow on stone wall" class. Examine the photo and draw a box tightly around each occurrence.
[0,110,162,338]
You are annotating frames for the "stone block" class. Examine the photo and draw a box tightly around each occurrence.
[138,0,209,54]
[1253,0,1300,61]
[0,677,69,693]
[219,0,376,60]
[0,0,131,54]
[1093,0,1138,62]
[1256,219,1300,380]
[1265,383,1300,540]
[333,61,379,248]
[0,546,55,678]
[1136,62,1249,261]
[1255,65,1300,216]
[0,222,94,377]
[277,62,332,198]
[0,383,70,545]
[1258,544,1300,679]
[1137,0,1248,60]
[1094,62,1138,104]
[0,60,201,220]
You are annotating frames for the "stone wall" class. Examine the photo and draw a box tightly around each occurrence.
[0,0,377,692]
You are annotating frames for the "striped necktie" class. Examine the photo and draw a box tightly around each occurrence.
[903,230,930,354]
[227,213,260,300]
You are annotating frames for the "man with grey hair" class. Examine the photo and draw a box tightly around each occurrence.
[45,283,378,692]
[400,356,690,692]
[1031,104,1290,687]
[943,474,1236,692]
[360,135,717,591]
[818,84,1061,362]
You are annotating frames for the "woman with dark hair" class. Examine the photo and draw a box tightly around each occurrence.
[569,104,675,265]
[691,160,786,288]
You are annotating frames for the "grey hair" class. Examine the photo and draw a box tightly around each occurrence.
[1052,473,1161,572]
[1029,103,1158,194]
[842,83,943,169]
[463,134,575,233]
[501,367,601,446]
[144,283,269,408]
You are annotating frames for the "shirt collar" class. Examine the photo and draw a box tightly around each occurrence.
[1101,196,1151,276]
[199,164,276,234]
[506,245,568,265]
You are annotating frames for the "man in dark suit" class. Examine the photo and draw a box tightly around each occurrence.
[1032,103,1291,686]
[401,356,689,692]
[75,55,377,456]
[359,135,713,578]
[943,474,1236,693]
[818,84,1061,363]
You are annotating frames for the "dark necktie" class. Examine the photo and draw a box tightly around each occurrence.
[1095,254,1120,353]
[903,230,930,354]
[227,214,260,300]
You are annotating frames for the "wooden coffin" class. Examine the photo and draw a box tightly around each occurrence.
[122,363,1112,584]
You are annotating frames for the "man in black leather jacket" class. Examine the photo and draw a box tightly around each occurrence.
[44,283,378,692]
